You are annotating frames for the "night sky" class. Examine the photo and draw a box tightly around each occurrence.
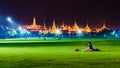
[0,0,120,29]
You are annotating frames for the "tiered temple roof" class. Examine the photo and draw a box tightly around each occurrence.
[24,17,41,32]
[96,22,109,32]
[51,19,57,34]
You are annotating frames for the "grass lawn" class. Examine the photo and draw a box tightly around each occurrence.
[0,38,120,68]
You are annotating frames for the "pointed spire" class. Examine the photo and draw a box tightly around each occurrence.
[51,19,56,34]
[52,19,56,29]
[103,21,106,29]
[101,21,109,30]
[61,22,65,30]
[33,17,37,26]
[84,22,91,32]
[96,21,109,32]
[73,19,79,31]
[43,22,46,29]
[61,22,65,27]
[74,19,77,27]
[86,22,89,28]
[43,18,47,30]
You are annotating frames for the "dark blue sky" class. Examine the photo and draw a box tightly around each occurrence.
[0,0,120,29]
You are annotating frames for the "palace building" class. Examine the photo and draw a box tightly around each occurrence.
[23,17,109,34]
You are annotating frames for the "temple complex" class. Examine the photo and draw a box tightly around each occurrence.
[23,17,110,34]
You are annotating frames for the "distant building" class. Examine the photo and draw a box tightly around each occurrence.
[42,20,48,34]
[83,23,91,33]
[24,18,110,35]
[24,17,42,32]
[96,22,109,32]
[51,19,57,34]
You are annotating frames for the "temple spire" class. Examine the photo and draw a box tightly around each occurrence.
[43,19,48,34]
[52,19,56,29]
[96,21,109,32]
[84,22,91,32]
[73,19,79,31]
[24,17,41,32]
[101,21,109,30]
[43,19,47,30]
[51,19,57,34]
[61,22,65,30]
[74,19,77,27]
[33,17,37,26]
[102,21,106,29]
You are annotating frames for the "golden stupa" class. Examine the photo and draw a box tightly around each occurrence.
[42,21,48,34]
[96,22,109,32]
[24,17,41,32]
[83,23,91,32]
[51,19,57,34]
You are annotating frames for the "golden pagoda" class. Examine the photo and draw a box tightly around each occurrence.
[101,22,108,30]
[42,21,48,34]
[51,19,57,34]
[24,17,41,32]
[61,22,65,30]
[96,21,109,32]
[84,23,91,32]
[72,20,79,31]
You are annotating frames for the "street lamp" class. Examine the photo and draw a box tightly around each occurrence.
[7,17,13,23]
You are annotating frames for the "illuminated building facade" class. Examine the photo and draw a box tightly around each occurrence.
[23,17,110,34]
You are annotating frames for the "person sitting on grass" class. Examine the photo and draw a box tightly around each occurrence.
[85,42,100,52]
[85,42,94,52]
[88,42,94,50]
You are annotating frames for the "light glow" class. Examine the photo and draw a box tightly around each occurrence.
[56,29,61,34]
[77,30,82,34]
[7,17,13,23]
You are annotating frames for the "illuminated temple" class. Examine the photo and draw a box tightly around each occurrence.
[96,22,109,32]
[24,17,109,34]
[24,17,42,32]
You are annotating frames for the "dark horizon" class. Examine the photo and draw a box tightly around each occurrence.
[0,0,120,29]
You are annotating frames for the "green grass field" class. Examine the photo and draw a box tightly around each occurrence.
[0,38,120,68]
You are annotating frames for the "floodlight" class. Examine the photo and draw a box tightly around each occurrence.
[56,29,61,34]
[7,17,12,22]
[18,27,22,30]
[78,30,82,34]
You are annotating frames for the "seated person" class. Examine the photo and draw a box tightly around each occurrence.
[85,42,94,52]
[89,42,94,50]
[85,42,100,52]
